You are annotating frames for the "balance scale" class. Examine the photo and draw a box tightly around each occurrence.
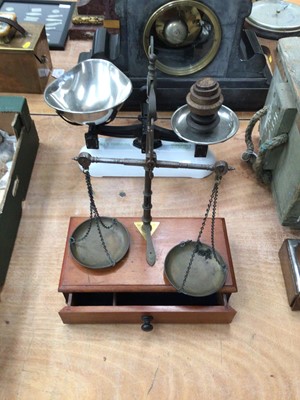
[44,49,239,330]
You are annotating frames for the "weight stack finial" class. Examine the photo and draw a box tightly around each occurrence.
[186,77,224,132]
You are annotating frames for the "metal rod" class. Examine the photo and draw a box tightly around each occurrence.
[141,117,156,266]
[74,154,234,172]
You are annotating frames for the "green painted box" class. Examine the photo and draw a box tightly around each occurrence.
[0,96,39,288]
[259,37,300,228]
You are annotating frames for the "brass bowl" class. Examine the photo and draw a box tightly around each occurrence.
[70,217,130,269]
[164,241,227,297]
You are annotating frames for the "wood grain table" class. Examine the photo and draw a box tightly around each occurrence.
[1,25,300,400]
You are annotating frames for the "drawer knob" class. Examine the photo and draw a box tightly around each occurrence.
[141,315,153,332]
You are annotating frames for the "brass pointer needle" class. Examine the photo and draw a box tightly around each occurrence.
[142,223,156,266]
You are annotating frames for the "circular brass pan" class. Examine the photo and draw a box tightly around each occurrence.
[143,0,222,76]
[164,241,227,297]
[70,217,130,269]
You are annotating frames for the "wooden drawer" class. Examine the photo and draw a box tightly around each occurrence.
[59,291,236,329]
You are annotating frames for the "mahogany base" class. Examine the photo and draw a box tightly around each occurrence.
[58,217,237,330]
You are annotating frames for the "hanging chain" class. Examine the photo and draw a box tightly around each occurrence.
[179,174,223,292]
[70,169,116,266]
[84,169,116,229]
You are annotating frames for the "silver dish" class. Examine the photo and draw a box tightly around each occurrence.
[44,59,132,125]
[171,104,239,145]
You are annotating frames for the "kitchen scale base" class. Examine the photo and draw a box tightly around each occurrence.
[58,217,237,328]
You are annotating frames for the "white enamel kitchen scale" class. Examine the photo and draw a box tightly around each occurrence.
[45,41,238,179]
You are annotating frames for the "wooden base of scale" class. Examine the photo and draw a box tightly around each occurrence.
[58,217,237,330]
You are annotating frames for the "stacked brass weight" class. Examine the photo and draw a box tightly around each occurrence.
[186,77,224,132]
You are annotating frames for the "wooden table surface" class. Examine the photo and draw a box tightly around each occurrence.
[1,29,300,400]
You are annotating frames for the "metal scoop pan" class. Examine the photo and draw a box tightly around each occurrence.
[44,59,132,125]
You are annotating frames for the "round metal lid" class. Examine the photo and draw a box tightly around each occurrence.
[70,217,130,269]
[171,104,239,145]
[246,0,300,33]
[164,241,227,297]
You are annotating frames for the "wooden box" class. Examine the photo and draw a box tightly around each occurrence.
[0,23,52,93]
[58,217,237,330]
[0,96,39,288]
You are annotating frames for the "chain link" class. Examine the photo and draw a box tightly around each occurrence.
[70,169,116,266]
[179,174,223,292]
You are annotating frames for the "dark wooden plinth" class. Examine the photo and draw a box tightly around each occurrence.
[58,217,237,327]
[68,24,99,40]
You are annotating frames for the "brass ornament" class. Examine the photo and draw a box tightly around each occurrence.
[72,15,104,25]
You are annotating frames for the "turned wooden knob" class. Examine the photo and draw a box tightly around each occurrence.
[141,315,154,332]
